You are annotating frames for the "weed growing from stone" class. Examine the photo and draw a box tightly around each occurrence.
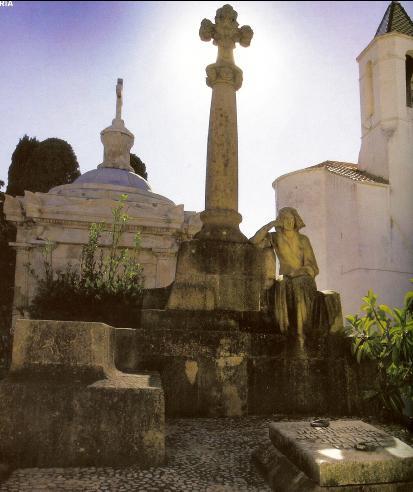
[27,194,144,323]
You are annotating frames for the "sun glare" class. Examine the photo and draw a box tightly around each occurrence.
[318,448,344,461]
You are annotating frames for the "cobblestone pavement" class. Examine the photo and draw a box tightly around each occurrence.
[1,416,412,492]
[0,417,271,492]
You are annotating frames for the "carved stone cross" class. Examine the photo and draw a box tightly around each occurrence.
[115,78,123,121]
[196,5,253,242]
[200,4,253,90]
[167,5,259,311]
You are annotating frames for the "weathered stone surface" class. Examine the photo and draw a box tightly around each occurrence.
[197,5,253,241]
[253,440,413,491]
[269,420,413,487]
[0,463,11,483]
[1,416,271,491]
[98,79,135,172]
[116,325,250,417]
[0,377,164,469]
[10,319,116,380]
[167,238,269,311]
[0,320,165,468]
[2,417,411,491]
[140,306,274,333]
[114,313,371,417]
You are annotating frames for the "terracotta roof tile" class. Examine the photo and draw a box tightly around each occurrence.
[308,161,389,184]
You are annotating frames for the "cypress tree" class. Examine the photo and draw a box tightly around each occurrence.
[130,153,148,180]
[25,138,81,193]
[6,135,40,196]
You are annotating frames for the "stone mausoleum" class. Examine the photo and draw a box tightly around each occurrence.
[4,79,201,323]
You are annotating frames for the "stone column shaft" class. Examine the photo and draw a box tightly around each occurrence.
[205,83,238,211]
[197,4,253,242]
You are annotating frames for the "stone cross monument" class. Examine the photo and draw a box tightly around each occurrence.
[167,5,267,312]
[98,78,135,172]
[196,4,253,242]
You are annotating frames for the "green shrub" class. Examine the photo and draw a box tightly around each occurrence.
[345,284,413,415]
[28,195,144,324]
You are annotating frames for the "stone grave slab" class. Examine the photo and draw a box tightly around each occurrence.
[269,420,413,487]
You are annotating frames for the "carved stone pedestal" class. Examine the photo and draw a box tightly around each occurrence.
[115,305,372,418]
[167,238,268,311]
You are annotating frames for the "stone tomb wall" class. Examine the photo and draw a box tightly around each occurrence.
[13,223,174,288]
[0,319,165,469]
[114,309,374,418]
[5,189,201,324]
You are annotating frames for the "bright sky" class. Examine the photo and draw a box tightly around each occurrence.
[1,1,412,237]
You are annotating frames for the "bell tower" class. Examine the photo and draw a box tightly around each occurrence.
[357,1,413,276]
[357,1,413,181]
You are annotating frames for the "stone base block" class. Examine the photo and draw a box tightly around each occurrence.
[0,320,165,468]
[269,420,413,487]
[0,373,164,468]
[116,323,251,417]
[167,238,268,311]
[115,310,369,417]
[253,420,413,491]
[253,442,413,491]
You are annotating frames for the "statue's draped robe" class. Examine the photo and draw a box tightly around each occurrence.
[264,231,319,337]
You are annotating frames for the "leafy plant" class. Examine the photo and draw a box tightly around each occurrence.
[345,283,413,415]
[28,195,144,324]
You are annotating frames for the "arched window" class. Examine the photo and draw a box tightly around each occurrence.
[406,55,413,108]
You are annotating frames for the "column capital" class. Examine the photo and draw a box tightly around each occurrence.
[205,63,243,91]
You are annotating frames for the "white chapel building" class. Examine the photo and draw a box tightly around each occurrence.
[274,1,413,315]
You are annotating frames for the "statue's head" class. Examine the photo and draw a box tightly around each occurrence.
[274,207,305,231]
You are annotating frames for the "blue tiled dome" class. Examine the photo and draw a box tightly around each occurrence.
[74,168,151,191]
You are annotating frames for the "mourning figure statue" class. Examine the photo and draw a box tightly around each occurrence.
[250,207,319,338]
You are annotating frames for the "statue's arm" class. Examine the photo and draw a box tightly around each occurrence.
[249,221,276,248]
[298,235,319,278]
